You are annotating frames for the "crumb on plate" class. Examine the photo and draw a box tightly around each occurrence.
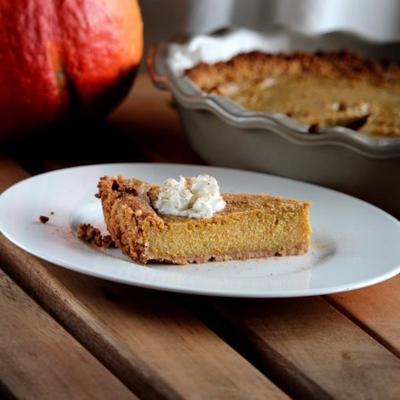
[39,215,49,224]
[77,223,116,248]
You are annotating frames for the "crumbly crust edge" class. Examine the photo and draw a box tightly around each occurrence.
[97,176,164,264]
[185,50,400,92]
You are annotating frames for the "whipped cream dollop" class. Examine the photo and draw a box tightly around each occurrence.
[153,174,226,219]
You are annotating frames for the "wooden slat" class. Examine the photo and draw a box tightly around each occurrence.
[205,297,400,399]
[0,158,287,400]
[0,269,136,400]
[328,277,400,357]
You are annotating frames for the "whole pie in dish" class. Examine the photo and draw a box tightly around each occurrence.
[185,50,400,137]
[97,175,311,265]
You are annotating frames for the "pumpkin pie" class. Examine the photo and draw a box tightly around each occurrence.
[97,175,311,265]
[185,50,400,137]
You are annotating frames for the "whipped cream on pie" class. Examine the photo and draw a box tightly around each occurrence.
[153,174,226,219]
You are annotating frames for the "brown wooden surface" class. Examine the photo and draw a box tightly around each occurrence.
[328,278,400,357]
[207,297,400,399]
[0,269,136,400]
[1,73,399,399]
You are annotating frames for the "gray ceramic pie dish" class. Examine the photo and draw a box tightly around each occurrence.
[147,27,400,217]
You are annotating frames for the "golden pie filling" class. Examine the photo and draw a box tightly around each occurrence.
[218,75,400,136]
[186,51,400,137]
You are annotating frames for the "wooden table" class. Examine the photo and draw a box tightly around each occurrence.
[1,73,399,400]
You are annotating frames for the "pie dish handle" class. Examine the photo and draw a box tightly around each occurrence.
[147,44,169,90]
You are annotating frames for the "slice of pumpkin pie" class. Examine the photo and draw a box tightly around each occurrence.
[97,174,311,265]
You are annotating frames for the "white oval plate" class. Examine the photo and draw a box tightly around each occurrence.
[0,163,399,298]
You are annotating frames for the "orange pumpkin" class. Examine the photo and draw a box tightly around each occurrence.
[0,0,143,138]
